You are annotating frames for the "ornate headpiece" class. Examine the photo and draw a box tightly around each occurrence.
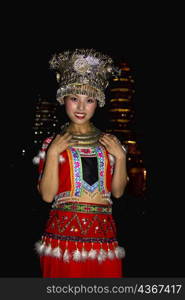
[49,48,120,107]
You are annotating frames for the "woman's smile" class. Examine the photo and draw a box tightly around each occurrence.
[74,112,86,119]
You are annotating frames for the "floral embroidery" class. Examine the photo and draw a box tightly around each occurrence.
[82,181,99,192]
[46,212,115,236]
[55,146,106,201]
[52,202,112,214]
[53,192,71,206]
[95,146,105,193]
[70,147,83,197]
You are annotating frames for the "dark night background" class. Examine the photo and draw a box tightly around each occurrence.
[1,9,183,278]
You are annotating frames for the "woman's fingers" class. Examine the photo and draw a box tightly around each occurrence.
[100,135,112,144]
[61,132,72,138]
[56,132,73,143]
[100,134,119,144]
[65,134,73,142]
[99,139,106,144]
[52,133,73,150]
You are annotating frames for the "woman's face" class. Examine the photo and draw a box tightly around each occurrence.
[64,94,97,124]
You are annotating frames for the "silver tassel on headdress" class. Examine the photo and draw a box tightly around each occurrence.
[49,49,121,108]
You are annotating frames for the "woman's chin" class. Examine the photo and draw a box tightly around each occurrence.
[70,117,90,124]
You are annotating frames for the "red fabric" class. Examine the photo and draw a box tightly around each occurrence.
[40,254,122,278]
[37,138,123,278]
[37,140,113,195]
[44,205,116,238]
[105,149,112,191]
[57,150,72,193]
[39,203,123,278]
[37,137,53,184]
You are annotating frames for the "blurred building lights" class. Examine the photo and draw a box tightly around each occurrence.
[32,95,59,147]
[107,61,147,197]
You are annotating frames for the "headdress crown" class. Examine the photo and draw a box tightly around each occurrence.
[49,48,120,107]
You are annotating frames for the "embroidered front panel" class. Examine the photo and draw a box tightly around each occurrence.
[81,157,98,185]
[95,146,106,194]
[82,180,99,192]
[68,146,107,197]
[69,148,82,197]
[77,147,97,157]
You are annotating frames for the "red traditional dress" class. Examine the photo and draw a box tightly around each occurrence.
[34,136,125,278]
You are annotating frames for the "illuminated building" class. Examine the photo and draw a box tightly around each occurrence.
[107,62,147,197]
[106,62,135,141]
[32,95,59,147]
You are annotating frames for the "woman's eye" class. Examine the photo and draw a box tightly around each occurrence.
[87,98,95,103]
[71,97,78,101]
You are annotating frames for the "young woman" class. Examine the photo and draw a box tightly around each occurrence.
[34,49,127,277]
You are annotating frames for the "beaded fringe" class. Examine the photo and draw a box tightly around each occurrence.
[35,238,125,263]
[56,85,105,107]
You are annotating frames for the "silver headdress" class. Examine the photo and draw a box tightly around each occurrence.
[49,48,121,107]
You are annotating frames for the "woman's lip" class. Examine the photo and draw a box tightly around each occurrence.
[74,113,86,119]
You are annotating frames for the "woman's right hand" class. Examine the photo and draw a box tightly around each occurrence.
[47,132,77,156]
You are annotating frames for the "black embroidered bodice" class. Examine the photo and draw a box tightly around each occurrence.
[81,157,98,186]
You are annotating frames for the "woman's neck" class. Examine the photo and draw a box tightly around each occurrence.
[67,122,94,135]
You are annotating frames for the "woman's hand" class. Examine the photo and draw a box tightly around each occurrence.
[99,133,126,160]
[47,132,77,156]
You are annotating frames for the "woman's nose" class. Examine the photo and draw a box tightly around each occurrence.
[77,101,85,110]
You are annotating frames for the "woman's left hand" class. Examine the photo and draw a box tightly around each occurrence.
[99,133,126,159]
